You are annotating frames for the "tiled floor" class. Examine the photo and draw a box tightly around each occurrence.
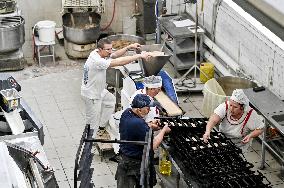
[5,42,283,187]
[10,68,283,187]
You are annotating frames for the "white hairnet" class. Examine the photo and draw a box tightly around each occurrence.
[144,75,162,88]
[230,89,250,111]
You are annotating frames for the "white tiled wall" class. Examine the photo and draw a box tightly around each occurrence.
[17,0,62,41]
[214,1,284,99]
[177,0,284,99]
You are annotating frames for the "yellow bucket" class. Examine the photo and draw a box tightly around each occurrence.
[200,62,214,83]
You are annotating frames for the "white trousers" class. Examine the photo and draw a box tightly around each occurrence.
[83,89,115,135]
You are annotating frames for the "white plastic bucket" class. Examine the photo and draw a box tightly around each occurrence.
[36,20,56,42]
[123,17,136,35]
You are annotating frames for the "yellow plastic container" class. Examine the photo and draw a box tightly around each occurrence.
[159,148,172,176]
[200,62,215,83]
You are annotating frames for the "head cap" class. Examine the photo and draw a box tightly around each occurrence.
[230,89,250,111]
[144,75,162,88]
[131,94,154,108]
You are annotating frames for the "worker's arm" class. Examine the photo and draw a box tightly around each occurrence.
[241,128,263,144]
[111,43,141,58]
[203,113,221,143]
[153,125,171,149]
[109,52,150,68]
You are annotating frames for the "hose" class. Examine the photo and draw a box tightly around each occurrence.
[101,0,116,31]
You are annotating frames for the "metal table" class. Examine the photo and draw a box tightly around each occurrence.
[244,88,284,178]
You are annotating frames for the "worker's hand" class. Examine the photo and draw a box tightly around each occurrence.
[148,119,161,130]
[128,43,141,50]
[203,131,210,143]
[140,51,153,61]
[241,134,252,144]
[162,124,171,134]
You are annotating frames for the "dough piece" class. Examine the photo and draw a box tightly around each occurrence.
[154,91,183,116]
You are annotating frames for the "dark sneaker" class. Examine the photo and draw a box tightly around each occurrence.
[109,154,120,163]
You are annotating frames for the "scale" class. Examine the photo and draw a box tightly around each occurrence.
[61,0,105,58]
[0,1,25,71]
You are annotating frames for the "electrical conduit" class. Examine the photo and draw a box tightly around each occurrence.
[203,36,240,73]
[204,51,232,76]
[155,0,162,44]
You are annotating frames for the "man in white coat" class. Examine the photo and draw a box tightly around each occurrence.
[81,38,152,137]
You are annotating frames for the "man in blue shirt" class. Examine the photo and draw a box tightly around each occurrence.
[116,94,171,188]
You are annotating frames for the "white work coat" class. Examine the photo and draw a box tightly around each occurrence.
[81,49,111,99]
[214,102,264,152]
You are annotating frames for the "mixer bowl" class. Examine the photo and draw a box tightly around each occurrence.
[105,34,145,87]
[105,34,145,48]
[0,16,25,53]
[63,12,101,45]
[217,76,257,95]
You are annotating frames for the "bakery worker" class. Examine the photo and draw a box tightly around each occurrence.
[130,75,162,122]
[116,94,171,187]
[81,38,152,137]
[203,89,264,152]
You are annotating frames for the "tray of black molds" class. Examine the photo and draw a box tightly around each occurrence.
[158,117,208,133]
[158,117,272,188]
[200,170,272,188]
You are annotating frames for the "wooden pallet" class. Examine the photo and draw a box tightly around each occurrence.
[95,131,114,160]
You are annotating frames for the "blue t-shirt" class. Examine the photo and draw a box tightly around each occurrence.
[119,108,149,158]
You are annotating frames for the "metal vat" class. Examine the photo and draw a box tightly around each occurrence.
[217,76,257,96]
[62,12,101,45]
[0,16,25,53]
[106,34,145,46]
[105,34,145,87]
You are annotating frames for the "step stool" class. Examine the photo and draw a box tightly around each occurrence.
[34,36,55,67]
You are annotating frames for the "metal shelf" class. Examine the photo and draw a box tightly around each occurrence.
[164,46,199,71]
[159,15,204,71]
[165,37,199,54]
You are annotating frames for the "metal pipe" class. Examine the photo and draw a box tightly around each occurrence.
[84,138,148,145]
[155,0,161,44]
[204,36,240,73]
[193,1,198,86]
[211,0,222,41]
[204,51,232,76]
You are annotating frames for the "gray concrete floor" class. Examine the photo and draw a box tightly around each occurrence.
[4,42,284,187]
